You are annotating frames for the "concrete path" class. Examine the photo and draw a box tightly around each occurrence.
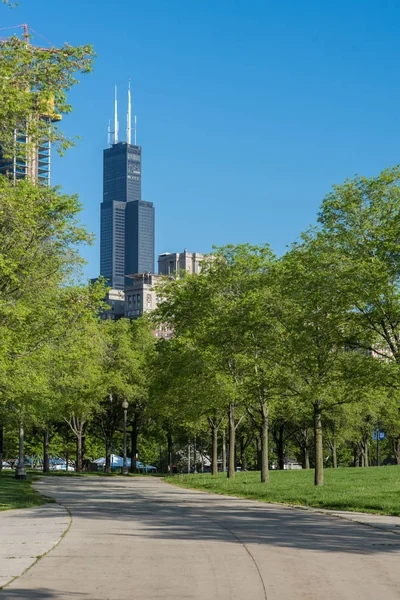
[2,477,400,599]
[0,503,70,589]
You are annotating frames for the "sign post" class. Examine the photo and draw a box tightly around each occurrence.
[372,430,386,466]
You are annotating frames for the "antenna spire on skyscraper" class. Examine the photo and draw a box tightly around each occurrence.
[127,80,132,144]
[114,85,119,144]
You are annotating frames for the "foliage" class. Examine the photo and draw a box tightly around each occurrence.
[0,32,95,159]
[318,166,400,365]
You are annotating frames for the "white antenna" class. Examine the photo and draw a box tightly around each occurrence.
[114,85,118,144]
[127,80,132,144]
[107,119,111,148]
[134,115,137,145]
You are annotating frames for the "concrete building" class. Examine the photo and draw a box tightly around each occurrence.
[101,288,125,321]
[158,250,206,276]
[124,273,172,338]
[124,273,160,319]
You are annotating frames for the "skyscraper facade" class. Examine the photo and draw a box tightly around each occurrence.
[100,86,155,290]
[125,199,155,277]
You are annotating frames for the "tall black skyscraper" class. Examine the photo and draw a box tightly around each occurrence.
[100,85,155,290]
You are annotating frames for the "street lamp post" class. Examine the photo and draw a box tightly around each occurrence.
[15,418,26,480]
[122,400,129,475]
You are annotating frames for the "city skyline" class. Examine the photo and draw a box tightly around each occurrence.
[2,1,400,282]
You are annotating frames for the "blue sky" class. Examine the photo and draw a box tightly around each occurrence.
[2,0,400,279]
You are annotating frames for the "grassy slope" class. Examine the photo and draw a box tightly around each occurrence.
[165,466,400,516]
[0,470,52,511]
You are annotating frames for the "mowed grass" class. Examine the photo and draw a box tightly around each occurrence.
[165,466,400,516]
[0,470,53,511]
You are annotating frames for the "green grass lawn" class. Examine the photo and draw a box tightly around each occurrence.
[165,466,400,516]
[0,470,53,511]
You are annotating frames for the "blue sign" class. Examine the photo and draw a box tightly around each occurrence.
[372,430,386,441]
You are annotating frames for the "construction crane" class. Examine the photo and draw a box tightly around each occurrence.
[0,22,53,48]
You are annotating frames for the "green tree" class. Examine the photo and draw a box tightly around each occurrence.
[155,244,281,482]
[95,318,154,474]
[318,166,400,367]
[273,236,361,485]
[52,317,105,472]
[0,22,98,476]
[0,29,94,161]
[318,166,400,468]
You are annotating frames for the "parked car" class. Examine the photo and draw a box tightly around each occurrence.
[50,458,75,472]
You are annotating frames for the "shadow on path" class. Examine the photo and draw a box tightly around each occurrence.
[18,477,400,557]
[1,589,86,599]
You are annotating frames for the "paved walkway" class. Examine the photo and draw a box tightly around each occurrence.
[2,477,400,599]
[0,503,70,589]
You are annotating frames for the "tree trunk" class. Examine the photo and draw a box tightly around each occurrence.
[82,435,86,471]
[211,425,218,475]
[15,418,26,480]
[393,438,400,465]
[303,447,310,469]
[277,423,285,470]
[256,435,261,471]
[301,429,310,469]
[193,436,197,473]
[228,403,236,478]
[130,419,138,473]
[260,405,269,483]
[222,430,226,473]
[361,440,369,468]
[43,429,50,473]
[167,432,173,473]
[240,437,247,471]
[105,439,112,474]
[0,425,3,472]
[331,440,337,469]
[353,444,360,467]
[76,431,83,473]
[313,403,323,486]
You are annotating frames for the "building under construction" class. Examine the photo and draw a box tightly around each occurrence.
[0,24,61,186]
[0,115,60,186]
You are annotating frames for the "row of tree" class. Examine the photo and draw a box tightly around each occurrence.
[152,167,400,485]
[1,7,400,485]
[0,18,157,476]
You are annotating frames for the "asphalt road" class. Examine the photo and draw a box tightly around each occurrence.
[3,476,400,599]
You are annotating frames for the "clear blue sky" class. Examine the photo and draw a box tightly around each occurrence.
[2,0,400,279]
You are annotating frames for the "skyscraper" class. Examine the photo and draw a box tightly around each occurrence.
[100,85,155,290]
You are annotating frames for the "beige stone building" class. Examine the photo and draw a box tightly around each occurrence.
[101,288,125,320]
[124,273,160,319]
[158,250,207,276]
